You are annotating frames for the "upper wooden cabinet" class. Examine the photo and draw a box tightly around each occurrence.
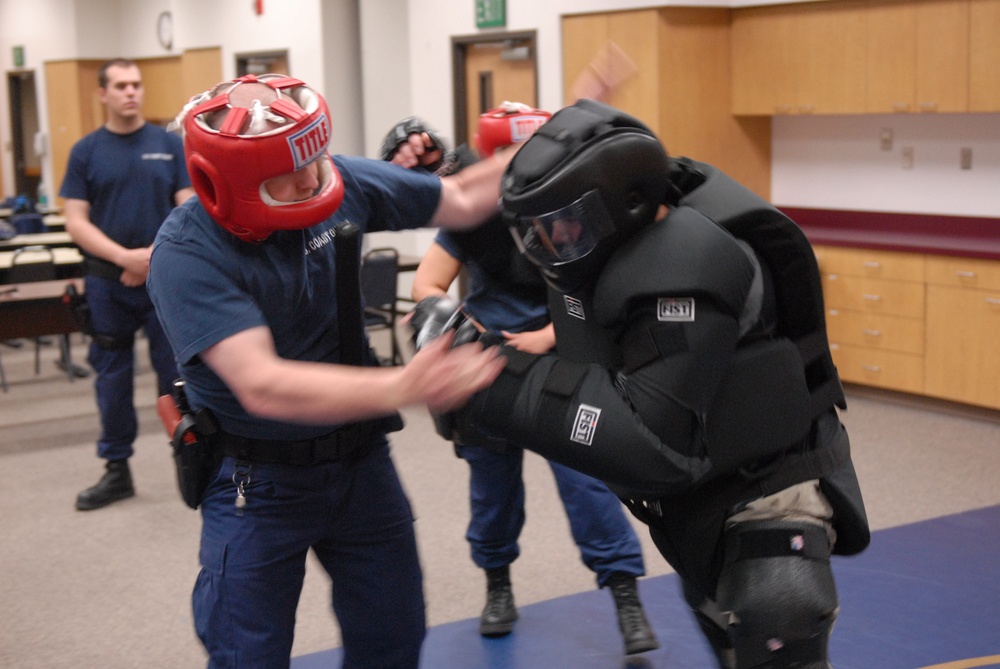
[734,0,1000,116]
[732,1,867,115]
[563,8,772,199]
[866,0,969,113]
[970,0,1000,111]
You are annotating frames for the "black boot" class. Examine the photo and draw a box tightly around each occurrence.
[75,460,135,511]
[608,573,660,655]
[480,566,518,637]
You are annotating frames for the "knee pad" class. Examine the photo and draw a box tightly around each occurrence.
[716,520,838,669]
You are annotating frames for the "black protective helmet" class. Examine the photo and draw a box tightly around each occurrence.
[501,100,670,294]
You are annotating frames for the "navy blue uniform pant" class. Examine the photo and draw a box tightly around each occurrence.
[193,444,425,669]
[84,275,177,462]
[459,445,644,587]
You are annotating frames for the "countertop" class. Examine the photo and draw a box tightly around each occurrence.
[781,207,1000,261]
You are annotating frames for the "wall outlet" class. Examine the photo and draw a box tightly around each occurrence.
[880,128,893,151]
[902,146,914,170]
[960,147,972,170]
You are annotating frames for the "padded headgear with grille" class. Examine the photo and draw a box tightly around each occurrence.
[179,74,344,242]
[501,99,670,293]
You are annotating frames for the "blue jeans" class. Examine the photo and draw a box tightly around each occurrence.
[84,275,177,461]
[459,444,645,587]
[193,444,425,669]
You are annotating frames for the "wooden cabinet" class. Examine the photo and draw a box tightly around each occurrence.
[913,0,970,113]
[732,1,867,115]
[816,245,1000,411]
[866,0,969,113]
[815,245,926,394]
[563,8,771,199]
[733,0,985,116]
[970,0,1000,112]
[925,256,1000,409]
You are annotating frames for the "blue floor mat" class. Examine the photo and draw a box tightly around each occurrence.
[293,504,1000,669]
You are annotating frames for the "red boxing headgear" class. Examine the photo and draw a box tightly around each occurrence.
[180,74,344,242]
[475,102,551,157]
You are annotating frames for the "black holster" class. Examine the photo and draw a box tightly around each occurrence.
[156,382,219,510]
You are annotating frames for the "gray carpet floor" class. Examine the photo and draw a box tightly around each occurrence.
[2,332,999,668]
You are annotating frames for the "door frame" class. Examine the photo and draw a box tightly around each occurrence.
[450,30,538,146]
[7,70,40,197]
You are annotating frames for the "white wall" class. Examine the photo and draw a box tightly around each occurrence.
[772,114,1000,218]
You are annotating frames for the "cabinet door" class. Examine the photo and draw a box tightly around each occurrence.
[561,10,659,129]
[794,0,867,114]
[867,0,969,113]
[822,275,925,318]
[925,284,1000,409]
[915,0,970,112]
[732,5,797,115]
[866,0,918,113]
[734,2,866,115]
[817,246,926,282]
[970,0,1000,112]
[830,343,924,394]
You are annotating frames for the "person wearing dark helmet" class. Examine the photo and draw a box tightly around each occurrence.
[389,105,659,655]
[146,74,508,669]
[411,99,870,669]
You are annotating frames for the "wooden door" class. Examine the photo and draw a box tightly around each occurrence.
[460,37,537,150]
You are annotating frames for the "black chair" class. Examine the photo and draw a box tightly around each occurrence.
[2,246,84,386]
[360,247,402,366]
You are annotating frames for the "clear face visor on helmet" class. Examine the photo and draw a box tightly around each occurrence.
[508,190,613,268]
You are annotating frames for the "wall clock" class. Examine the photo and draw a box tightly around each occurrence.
[157,11,173,50]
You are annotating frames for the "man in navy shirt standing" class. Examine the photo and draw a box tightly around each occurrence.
[60,59,194,511]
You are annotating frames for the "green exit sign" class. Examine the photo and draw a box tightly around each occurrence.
[476,0,506,29]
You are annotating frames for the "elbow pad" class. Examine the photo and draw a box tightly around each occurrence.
[468,348,710,498]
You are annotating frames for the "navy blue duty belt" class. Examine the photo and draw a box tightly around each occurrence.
[216,430,364,466]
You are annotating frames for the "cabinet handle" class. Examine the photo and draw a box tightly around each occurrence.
[891,102,910,112]
[798,104,815,114]
[863,261,882,269]
[774,104,793,114]
[956,271,977,278]
[863,329,882,337]
[987,298,1000,306]
[862,294,882,301]
[862,365,881,373]
[918,101,938,112]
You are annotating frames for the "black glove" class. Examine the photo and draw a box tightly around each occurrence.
[378,116,448,173]
[409,296,509,447]
[410,295,461,350]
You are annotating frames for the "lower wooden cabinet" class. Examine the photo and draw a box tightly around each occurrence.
[815,245,1000,411]
[828,343,925,394]
[924,257,1000,409]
